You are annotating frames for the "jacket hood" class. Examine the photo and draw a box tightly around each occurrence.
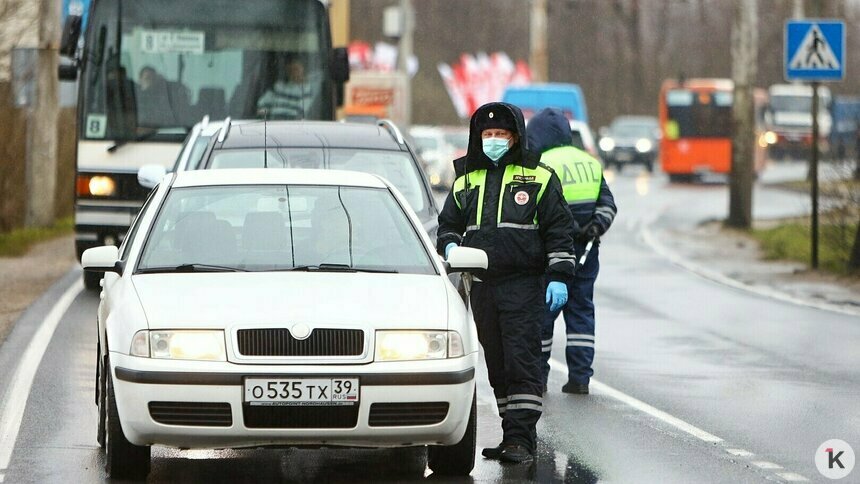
[457,102,536,176]
[527,108,572,153]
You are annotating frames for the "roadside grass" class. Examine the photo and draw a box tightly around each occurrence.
[0,217,74,257]
[752,221,858,275]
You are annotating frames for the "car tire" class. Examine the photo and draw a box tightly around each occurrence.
[427,389,476,476]
[96,353,106,448]
[104,360,151,479]
[84,271,102,291]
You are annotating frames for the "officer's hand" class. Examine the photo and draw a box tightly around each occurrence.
[546,281,568,312]
[578,222,602,242]
[444,242,458,259]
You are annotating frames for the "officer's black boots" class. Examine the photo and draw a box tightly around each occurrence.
[562,382,589,394]
[481,443,505,460]
[499,444,534,463]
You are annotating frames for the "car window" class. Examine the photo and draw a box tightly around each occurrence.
[206,148,428,213]
[137,184,436,275]
[120,187,159,260]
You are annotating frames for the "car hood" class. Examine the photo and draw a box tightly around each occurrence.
[132,272,449,329]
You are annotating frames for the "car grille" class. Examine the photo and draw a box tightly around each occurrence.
[148,402,232,427]
[368,402,450,427]
[243,404,359,429]
[237,328,365,357]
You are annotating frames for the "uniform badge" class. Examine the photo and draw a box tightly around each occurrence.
[514,191,530,205]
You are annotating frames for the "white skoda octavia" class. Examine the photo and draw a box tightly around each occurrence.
[82,169,485,479]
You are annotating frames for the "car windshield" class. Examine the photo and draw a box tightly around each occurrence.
[137,185,436,275]
[202,149,428,213]
[611,123,654,139]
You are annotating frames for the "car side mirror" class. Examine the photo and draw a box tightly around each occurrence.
[82,246,123,274]
[445,247,488,273]
[332,47,350,84]
[58,63,78,81]
[60,15,82,57]
[137,164,167,190]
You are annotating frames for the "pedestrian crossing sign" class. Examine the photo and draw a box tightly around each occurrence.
[785,20,845,81]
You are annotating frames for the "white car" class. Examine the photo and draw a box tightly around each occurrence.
[82,168,486,479]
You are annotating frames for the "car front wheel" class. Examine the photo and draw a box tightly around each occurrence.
[104,359,151,479]
[427,389,476,476]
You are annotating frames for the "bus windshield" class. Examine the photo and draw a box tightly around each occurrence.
[80,0,332,142]
[665,89,732,138]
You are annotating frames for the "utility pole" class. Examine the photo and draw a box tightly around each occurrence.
[396,0,414,126]
[727,0,757,229]
[25,0,60,228]
[529,0,548,83]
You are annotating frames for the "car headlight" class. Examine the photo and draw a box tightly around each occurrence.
[130,330,226,361]
[764,131,778,145]
[88,176,116,197]
[599,137,615,152]
[635,138,653,153]
[375,331,464,361]
[429,173,441,185]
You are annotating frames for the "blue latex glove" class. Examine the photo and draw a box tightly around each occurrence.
[546,281,568,312]
[444,242,458,259]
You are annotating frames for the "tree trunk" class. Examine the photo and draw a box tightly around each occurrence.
[849,217,860,271]
[727,0,757,229]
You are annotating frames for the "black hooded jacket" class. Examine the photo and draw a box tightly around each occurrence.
[437,102,576,283]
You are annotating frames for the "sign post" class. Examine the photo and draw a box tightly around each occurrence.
[785,20,845,270]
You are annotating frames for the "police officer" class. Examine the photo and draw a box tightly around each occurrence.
[438,102,577,463]
[526,107,617,395]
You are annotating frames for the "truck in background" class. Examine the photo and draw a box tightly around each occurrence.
[502,83,589,126]
[763,83,832,161]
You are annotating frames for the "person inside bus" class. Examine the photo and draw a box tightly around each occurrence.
[256,57,319,120]
[136,66,191,128]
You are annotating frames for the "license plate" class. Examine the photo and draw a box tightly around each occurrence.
[616,152,632,161]
[244,377,359,406]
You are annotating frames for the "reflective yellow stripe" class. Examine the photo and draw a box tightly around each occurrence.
[453,170,487,225]
[540,146,602,203]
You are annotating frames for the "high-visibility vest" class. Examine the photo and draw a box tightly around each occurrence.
[539,146,602,204]
[452,163,554,229]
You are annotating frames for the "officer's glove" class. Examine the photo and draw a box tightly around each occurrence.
[546,281,568,312]
[577,221,603,242]
[444,242,458,259]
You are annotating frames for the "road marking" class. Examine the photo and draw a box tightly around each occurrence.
[752,461,783,470]
[548,359,723,443]
[0,470,5,483]
[775,472,809,482]
[0,280,83,473]
[726,448,755,457]
[640,220,860,317]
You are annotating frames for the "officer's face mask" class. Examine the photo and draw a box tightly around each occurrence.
[482,137,510,163]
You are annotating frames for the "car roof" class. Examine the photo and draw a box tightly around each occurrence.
[206,120,407,151]
[171,168,389,189]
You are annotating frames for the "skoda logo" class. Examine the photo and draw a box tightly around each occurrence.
[291,324,312,340]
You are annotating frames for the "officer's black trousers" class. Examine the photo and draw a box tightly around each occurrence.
[470,275,544,453]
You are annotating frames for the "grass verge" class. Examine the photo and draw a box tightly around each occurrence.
[0,217,74,257]
[751,221,858,275]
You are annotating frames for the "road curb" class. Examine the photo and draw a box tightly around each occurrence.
[641,223,860,317]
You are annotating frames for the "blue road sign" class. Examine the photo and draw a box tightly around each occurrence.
[785,20,845,81]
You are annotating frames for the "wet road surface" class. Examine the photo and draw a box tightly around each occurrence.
[1,165,857,483]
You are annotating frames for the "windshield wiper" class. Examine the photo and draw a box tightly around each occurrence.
[107,128,188,152]
[271,264,398,274]
[138,263,248,274]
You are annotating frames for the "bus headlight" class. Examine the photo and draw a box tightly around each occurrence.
[88,176,116,197]
[599,137,615,152]
[635,139,653,153]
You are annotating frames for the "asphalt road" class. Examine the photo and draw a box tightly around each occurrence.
[0,164,857,483]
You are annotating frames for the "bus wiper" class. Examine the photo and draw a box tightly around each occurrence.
[107,128,187,152]
[138,263,248,273]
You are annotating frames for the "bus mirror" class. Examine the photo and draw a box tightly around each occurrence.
[60,15,83,57]
[332,47,350,84]
[58,64,78,81]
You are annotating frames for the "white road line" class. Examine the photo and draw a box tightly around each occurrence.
[752,461,783,470]
[640,222,860,317]
[775,472,809,482]
[548,360,723,443]
[0,281,83,472]
[0,471,5,483]
[726,448,755,457]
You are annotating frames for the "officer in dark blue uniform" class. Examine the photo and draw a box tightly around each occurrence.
[527,108,617,395]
